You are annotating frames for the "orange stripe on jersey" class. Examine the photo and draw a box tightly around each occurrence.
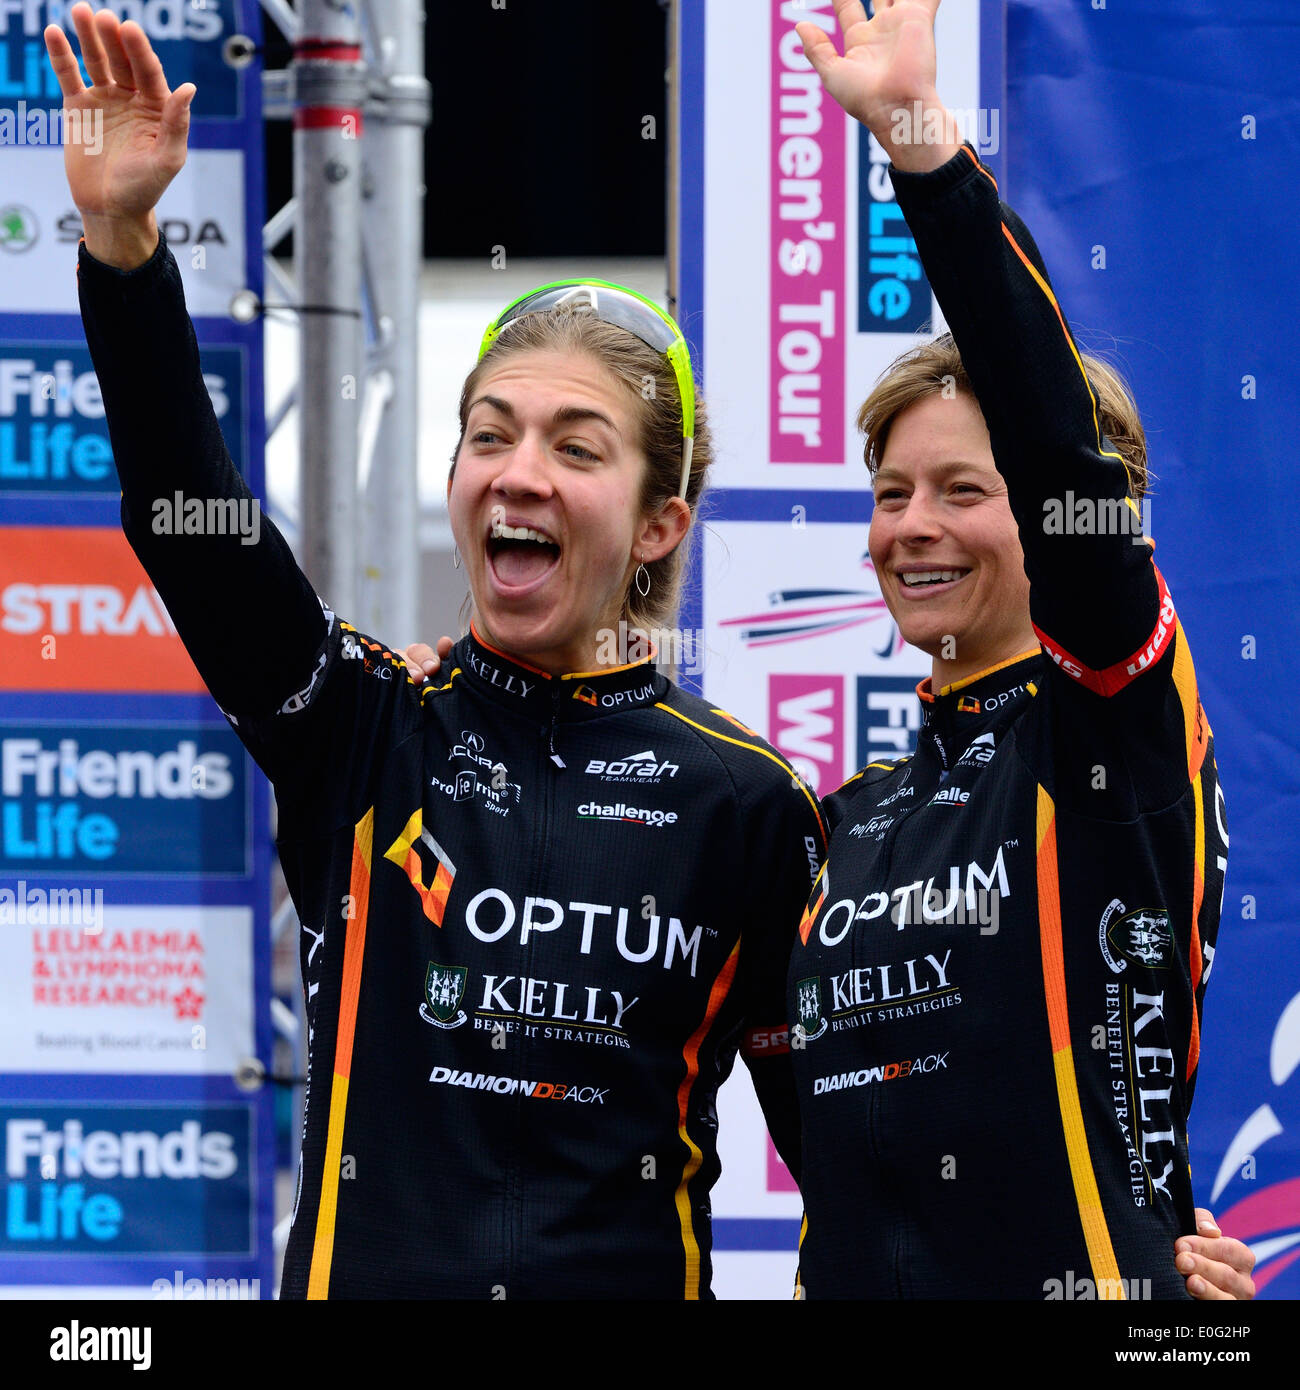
[933,646,1041,698]
[673,941,740,1300]
[561,655,656,680]
[1171,620,1210,780]
[469,620,552,678]
[959,143,999,192]
[1157,612,1209,1080]
[1186,775,1207,1080]
[1036,787,1125,1296]
[998,221,1130,482]
[799,864,827,946]
[307,806,375,1299]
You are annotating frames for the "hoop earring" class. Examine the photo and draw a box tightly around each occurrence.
[634,562,651,598]
[453,547,462,570]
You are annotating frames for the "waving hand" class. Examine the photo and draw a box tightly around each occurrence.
[44,2,195,267]
[797,0,959,172]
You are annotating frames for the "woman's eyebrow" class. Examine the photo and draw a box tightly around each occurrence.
[469,396,622,440]
[874,458,988,485]
[551,405,621,438]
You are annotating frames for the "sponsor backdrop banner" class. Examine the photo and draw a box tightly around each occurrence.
[0,0,271,1296]
[679,0,1299,1298]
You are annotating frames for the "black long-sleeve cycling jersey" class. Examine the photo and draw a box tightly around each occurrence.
[789,147,1225,1300]
[77,234,826,1299]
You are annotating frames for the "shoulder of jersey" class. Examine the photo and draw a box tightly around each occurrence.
[653,685,799,781]
[337,621,431,692]
[833,754,913,797]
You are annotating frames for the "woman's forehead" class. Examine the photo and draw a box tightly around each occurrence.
[473,349,632,414]
[878,394,993,472]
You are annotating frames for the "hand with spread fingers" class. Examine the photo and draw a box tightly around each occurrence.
[797,0,961,173]
[43,1,195,268]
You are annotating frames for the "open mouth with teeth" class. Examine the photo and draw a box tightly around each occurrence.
[898,568,971,590]
[486,519,562,589]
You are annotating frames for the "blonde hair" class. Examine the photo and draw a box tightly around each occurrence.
[857,333,1150,499]
[453,308,709,633]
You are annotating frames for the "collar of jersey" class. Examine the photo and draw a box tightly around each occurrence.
[454,622,666,720]
[917,648,1044,716]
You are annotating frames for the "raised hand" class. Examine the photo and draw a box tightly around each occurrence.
[43,2,195,268]
[797,0,959,173]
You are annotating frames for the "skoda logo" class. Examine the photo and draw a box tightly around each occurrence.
[0,206,38,254]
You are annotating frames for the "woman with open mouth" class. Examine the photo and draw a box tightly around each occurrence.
[50,1,826,1300]
[47,0,1251,1303]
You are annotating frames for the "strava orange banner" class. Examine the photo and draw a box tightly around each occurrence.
[0,527,205,692]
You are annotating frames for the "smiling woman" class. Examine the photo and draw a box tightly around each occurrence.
[49,1,829,1301]
[785,0,1251,1303]
[447,323,703,672]
[858,340,1146,689]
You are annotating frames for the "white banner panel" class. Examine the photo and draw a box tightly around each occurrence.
[0,903,254,1075]
[0,149,247,316]
[702,0,985,492]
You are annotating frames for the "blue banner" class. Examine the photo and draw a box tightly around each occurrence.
[0,722,250,876]
[1005,0,1300,1299]
[0,0,272,1295]
[2,0,245,120]
[1,1102,254,1256]
[0,340,246,497]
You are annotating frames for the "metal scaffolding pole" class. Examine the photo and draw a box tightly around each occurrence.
[261,2,428,1287]
[293,0,366,620]
[357,0,430,644]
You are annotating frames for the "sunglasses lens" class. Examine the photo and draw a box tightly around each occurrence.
[495,285,678,356]
[481,281,695,495]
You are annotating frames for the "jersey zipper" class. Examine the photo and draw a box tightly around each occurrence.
[507,686,565,1294]
[546,694,566,769]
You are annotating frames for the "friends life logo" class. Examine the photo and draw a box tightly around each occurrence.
[1,0,241,119]
[858,128,933,335]
[0,346,241,495]
[0,725,248,875]
[3,1105,251,1254]
[856,111,998,334]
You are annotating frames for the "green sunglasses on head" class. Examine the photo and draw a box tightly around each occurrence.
[478,279,696,499]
